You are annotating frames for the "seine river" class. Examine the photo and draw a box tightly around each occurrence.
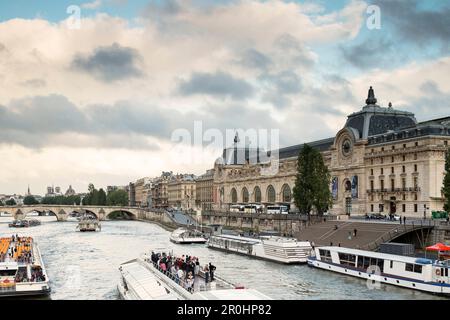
[0,216,445,300]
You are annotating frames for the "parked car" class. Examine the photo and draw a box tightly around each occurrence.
[366,213,386,220]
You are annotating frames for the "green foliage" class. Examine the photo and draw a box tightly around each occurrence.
[443,149,450,212]
[23,195,39,205]
[0,201,3,206]
[5,198,17,206]
[106,189,129,206]
[98,188,107,206]
[293,144,332,218]
[41,195,81,205]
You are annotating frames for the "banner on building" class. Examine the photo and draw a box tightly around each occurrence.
[331,177,338,200]
[351,175,358,199]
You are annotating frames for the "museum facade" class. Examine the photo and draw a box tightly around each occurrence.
[212,87,450,218]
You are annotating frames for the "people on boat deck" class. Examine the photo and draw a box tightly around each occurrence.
[149,251,213,292]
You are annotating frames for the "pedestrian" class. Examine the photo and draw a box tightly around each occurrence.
[403,216,406,225]
[209,262,216,281]
[204,264,210,284]
[353,228,357,237]
[348,231,352,240]
[399,216,402,225]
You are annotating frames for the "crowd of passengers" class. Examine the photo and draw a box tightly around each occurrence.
[14,266,46,283]
[0,235,34,263]
[150,252,216,293]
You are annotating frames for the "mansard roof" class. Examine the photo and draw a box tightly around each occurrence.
[344,87,417,139]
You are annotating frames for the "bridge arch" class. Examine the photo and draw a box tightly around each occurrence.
[105,209,137,220]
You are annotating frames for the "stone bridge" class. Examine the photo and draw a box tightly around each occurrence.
[0,205,147,222]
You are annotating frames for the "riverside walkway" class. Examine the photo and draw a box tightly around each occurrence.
[294,218,437,251]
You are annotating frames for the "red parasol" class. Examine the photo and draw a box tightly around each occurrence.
[426,243,450,251]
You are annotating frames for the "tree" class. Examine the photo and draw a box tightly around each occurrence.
[98,188,107,206]
[24,195,39,205]
[442,149,450,212]
[107,189,129,206]
[293,144,332,220]
[5,198,16,206]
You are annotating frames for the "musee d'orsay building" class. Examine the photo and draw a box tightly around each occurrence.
[212,87,450,218]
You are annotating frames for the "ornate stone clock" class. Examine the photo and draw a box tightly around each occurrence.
[342,138,352,157]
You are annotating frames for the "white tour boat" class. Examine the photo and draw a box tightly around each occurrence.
[170,227,207,244]
[0,236,51,297]
[118,252,271,300]
[207,234,312,264]
[308,246,450,295]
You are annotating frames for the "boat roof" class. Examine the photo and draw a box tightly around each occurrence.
[192,288,272,300]
[318,246,434,265]
[120,260,180,300]
[211,234,262,245]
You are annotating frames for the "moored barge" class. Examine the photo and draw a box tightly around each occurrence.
[308,246,450,295]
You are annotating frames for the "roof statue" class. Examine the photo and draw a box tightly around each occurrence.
[365,86,377,105]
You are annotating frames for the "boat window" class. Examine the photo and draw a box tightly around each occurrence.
[446,268,449,277]
[363,257,371,269]
[405,263,414,272]
[357,256,363,268]
[370,258,377,268]
[390,260,393,269]
[413,265,422,274]
[319,249,332,263]
[377,259,384,273]
[0,270,17,277]
[338,252,356,267]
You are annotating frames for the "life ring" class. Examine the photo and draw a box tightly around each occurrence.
[436,269,441,276]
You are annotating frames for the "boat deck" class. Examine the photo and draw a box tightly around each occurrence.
[0,237,34,264]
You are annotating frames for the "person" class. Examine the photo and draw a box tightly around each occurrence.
[399,216,402,225]
[204,264,210,284]
[348,231,352,240]
[338,243,341,247]
[353,228,357,237]
[186,272,194,292]
[177,268,184,285]
[209,262,216,281]
[403,216,406,225]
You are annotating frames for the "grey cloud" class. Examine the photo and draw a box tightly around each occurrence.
[259,70,302,108]
[274,33,316,68]
[340,38,400,69]
[71,43,144,82]
[20,79,46,88]
[238,49,272,71]
[177,71,254,100]
[373,0,450,49]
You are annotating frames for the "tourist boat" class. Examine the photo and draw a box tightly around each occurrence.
[0,236,51,297]
[76,217,101,232]
[117,252,271,300]
[207,234,312,264]
[308,246,450,295]
[8,219,41,228]
[170,227,207,244]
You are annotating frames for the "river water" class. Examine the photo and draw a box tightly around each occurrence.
[0,216,444,300]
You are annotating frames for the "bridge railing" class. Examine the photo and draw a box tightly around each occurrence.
[363,220,436,251]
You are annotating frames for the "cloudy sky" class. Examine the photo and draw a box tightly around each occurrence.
[0,0,449,195]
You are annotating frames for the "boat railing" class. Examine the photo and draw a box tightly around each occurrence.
[145,258,235,293]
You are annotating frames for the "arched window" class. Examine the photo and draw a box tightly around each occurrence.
[242,187,249,203]
[282,184,291,202]
[231,188,237,203]
[267,185,276,203]
[254,186,261,203]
